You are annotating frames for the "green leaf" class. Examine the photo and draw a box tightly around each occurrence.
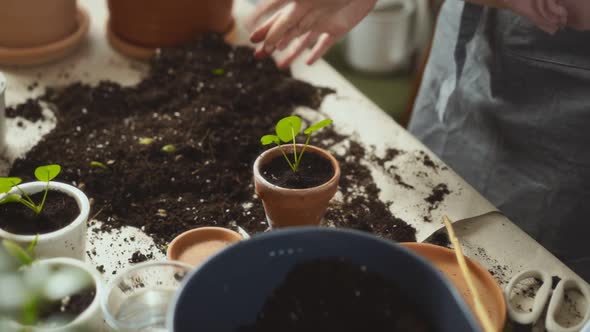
[162,144,176,153]
[212,68,225,76]
[275,116,302,143]
[0,193,23,204]
[0,177,22,193]
[260,135,280,146]
[90,161,108,170]
[2,240,33,266]
[304,119,333,135]
[139,137,155,145]
[34,164,61,182]
[27,234,39,254]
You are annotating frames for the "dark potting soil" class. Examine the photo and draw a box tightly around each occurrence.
[423,183,451,222]
[38,288,95,324]
[0,191,79,235]
[5,99,45,122]
[261,152,334,189]
[239,259,433,332]
[8,33,417,246]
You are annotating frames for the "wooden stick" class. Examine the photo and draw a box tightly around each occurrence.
[443,215,495,332]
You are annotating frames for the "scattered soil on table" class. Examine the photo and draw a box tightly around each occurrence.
[8,33,416,246]
[0,191,79,235]
[394,174,414,190]
[129,250,153,264]
[38,287,95,324]
[373,148,403,168]
[425,231,451,248]
[423,183,451,222]
[239,258,433,332]
[261,151,334,189]
[419,151,438,170]
[6,99,45,122]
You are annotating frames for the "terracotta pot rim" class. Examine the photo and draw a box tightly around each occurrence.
[106,17,237,61]
[166,226,242,261]
[253,144,341,193]
[0,7,89,66]
[401,242,507,331]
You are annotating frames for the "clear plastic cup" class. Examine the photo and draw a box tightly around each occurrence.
[101,261,192,331]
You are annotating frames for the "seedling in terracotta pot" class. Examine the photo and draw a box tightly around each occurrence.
[260,115,333,172]
[254,116,340,228]
[0,164,61,215]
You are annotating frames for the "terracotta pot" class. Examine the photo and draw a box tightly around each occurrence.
[107,0,234,48]
[167,227,242,267]
[253,144,341,228]
[0,0,77,48]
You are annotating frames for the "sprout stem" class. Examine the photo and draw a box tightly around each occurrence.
[277,144,297,172]
[295,135,311,170]
[291,128,298,171]
[36,180,50,215]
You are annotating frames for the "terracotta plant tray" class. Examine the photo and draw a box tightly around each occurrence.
[107,19,237,61]
[402,242,507,331]
[0,7,90,66]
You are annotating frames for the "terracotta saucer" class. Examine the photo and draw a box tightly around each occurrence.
[402,242,507,331]
[167,227,242,267]
[107,19,238,61]
[0,7,90,66]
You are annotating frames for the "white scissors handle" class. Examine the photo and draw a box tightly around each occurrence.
[545,278,590,332]
[505,269,552,324]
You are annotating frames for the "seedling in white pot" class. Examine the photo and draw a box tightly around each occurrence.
[0,165,90,260]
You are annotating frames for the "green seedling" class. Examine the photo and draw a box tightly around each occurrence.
[212,68,225,76]
[261,116,332,172]
[162,144,177,153]
[139,137,155,145]
[2,235,38,266]
[90,161,108,170]
[0,164,61,215]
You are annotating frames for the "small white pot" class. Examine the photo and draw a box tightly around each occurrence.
[8,257,104,331]
[0,72,5,150]
[345,0,417,73]
[0,181,90,260]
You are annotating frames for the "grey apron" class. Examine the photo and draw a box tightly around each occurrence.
[409,0,590,280]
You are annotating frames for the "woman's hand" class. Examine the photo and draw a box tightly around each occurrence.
[248,0,377,68]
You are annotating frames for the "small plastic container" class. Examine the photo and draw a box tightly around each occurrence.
[101,261,192,331]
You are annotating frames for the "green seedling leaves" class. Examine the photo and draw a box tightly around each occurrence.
[34,165,61,182]
[0,177,22,193]
[0,193,23,204]
[261,135,280,146]
[139,137,155,145]
[162,144,176,153]
[90,161,108,170]
[212,68,225,76]
[2,240,34,266]
[304,119,333,135]
[276,116,302,143]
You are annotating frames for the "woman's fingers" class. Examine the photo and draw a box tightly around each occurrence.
[277,31,320,68]
[248,0,288,30]
[250,12,281,43]
[305,33,337,65]
[262,3,309,53]
[276,8,325,51]
[546,0,568,27]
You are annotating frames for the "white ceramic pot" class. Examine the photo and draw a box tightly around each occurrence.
[8,257,104,331]
[345,0,419,73]
[0,72,5,150]
[0,181,90,260]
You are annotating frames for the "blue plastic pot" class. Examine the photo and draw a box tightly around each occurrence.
[169,227,481,331]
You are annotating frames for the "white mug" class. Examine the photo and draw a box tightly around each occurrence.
[345,0,430,73]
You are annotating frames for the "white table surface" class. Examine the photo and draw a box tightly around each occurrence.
[1,0,588,329]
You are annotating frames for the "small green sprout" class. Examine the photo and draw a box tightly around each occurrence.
[90,161,108,170]
[2,235,38,266]
[261,116,332,172]
[139,137,155,145]
[212,68,225,76]
[0,164,61,215]
[162,144,176,153]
